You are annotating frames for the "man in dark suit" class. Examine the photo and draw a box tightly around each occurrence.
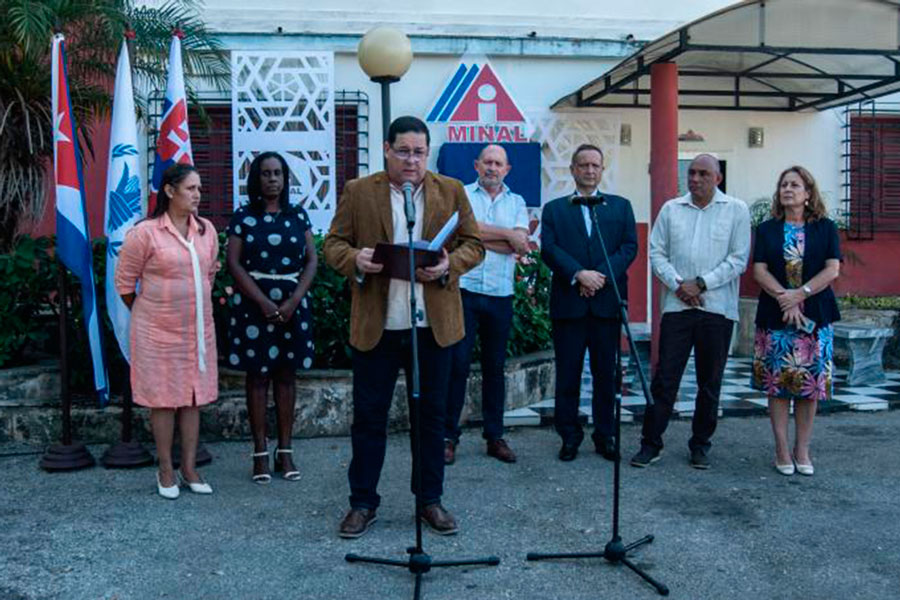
[540,144,637,461]
[324,116,484,538]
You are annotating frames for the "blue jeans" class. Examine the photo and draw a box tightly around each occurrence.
[348,328,450,510]
[445,290,514,444]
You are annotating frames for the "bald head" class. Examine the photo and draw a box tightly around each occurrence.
[687,154,723,205]
[474,144,511,194]
[691,154,720,174]
[478,144,508,163]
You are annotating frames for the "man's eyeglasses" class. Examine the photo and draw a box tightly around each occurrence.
[390,147,428,162]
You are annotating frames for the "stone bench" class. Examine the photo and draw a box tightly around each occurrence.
[833,324,895,385]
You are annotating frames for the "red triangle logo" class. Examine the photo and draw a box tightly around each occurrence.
[449,64,525,123]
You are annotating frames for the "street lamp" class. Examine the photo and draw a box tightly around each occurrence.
[357,27,413,148]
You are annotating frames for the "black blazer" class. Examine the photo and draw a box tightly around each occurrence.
[540,193,638,320]
[753,217,842,329]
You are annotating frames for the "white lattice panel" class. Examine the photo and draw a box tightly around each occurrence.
[231,51,335,231]
[527,110,621,207]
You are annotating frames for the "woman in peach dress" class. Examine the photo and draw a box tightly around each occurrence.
[115,164,219,499]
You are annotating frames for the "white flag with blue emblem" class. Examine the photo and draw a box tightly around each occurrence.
[104,41,143,363]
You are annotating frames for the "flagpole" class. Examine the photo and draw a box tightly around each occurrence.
[40,259,95,471]
[101,34,154,469]
[59,262,71,446]
[101,380,153,468]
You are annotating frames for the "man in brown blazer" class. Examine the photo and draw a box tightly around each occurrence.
[324,116,484,539]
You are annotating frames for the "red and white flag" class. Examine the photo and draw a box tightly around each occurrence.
[148,33,193,212]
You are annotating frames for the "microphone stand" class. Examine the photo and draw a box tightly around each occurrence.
[526,197,669,596]
[345,183,500,600]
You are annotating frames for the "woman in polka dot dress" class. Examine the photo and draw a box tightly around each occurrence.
[226,152,317,484]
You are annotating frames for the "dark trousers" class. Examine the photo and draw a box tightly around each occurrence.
[641,310,733,452]
[552,315,619,446]
[348,328,450,510]
[445,290,514,444]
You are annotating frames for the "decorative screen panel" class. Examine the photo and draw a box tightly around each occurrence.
[527,110,621,207]
[232,51,335,231]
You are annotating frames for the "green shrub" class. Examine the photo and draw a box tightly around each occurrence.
[307,235,353,369]
[0,235,553,379]
[838,295,900,310]
[0,236,56,366]
[508,252,552,357]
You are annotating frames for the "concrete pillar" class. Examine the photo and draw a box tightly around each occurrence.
[649,62,679,368]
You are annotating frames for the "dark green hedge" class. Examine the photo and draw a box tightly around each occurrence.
[0,234,552,393]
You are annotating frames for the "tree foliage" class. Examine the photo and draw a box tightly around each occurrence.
[0,0,228,249]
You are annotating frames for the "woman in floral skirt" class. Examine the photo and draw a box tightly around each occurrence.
[751,166,841,476]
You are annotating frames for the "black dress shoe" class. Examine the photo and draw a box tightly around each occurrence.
[594,436,617,461]
[558,442,579,462]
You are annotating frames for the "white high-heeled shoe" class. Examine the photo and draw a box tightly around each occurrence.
[274,448,301,481]
[157,471,180,500]
[178,471,213,494]
[775,462,795,476]
[251,450,272,485]
[794,458,814,476]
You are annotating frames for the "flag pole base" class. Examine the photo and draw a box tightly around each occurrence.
[101,440,154,469]
[40,443,96,472]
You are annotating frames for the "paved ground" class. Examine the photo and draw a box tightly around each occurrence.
[2,409,899,600]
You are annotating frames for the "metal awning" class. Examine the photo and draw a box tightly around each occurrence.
[554,0,900,111]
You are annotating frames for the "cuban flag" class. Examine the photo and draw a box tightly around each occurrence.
[104,42,143,363]
[52,34,108,403]
[148,33,193,212]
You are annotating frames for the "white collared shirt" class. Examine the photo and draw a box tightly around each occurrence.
[459,181,528,297]
[576,188,603,237]
[649,189,751,321]
[385,182,430,330]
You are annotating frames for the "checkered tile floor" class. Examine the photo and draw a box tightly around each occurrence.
[502,356,900,428]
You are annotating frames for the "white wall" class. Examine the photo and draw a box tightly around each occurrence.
[331,51,845,222]
[198,0,847,222]
[616,108,844,222]
[194,0,734,39]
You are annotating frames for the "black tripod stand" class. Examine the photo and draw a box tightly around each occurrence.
[526,196,669,596]
[345,182,500,600]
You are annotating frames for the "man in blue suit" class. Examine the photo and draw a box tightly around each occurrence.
[540,144,638,461]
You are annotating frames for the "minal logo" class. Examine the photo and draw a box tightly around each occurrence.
[427,62,528,143]
[427,63,525,123]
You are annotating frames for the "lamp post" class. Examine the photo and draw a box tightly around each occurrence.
[357,27,413,152]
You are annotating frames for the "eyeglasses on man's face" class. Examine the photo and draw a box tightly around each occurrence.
[390,146,428,161]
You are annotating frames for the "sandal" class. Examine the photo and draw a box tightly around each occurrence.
[274,448,301,481]
[251,450,271,484]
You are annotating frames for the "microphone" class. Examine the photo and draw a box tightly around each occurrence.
[402,181,415,228]
[572,195,605,207]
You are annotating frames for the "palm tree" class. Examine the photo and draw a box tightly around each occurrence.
[0,0,228,249]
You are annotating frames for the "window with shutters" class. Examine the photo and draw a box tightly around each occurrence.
[845,111,900,238]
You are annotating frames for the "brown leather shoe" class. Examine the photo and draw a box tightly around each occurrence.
[444,440,456,465]
[338,508,377,539]
[487,439,517,463]
[420,503,459,535]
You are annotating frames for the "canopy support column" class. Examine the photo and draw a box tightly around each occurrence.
[649,62,679,368]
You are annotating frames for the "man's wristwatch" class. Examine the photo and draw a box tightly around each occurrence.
[802,284,813,297]
[695,276,707,292]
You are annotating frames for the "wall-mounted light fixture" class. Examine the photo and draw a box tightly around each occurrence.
[620,123,632,146]
[748,127,764,148]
